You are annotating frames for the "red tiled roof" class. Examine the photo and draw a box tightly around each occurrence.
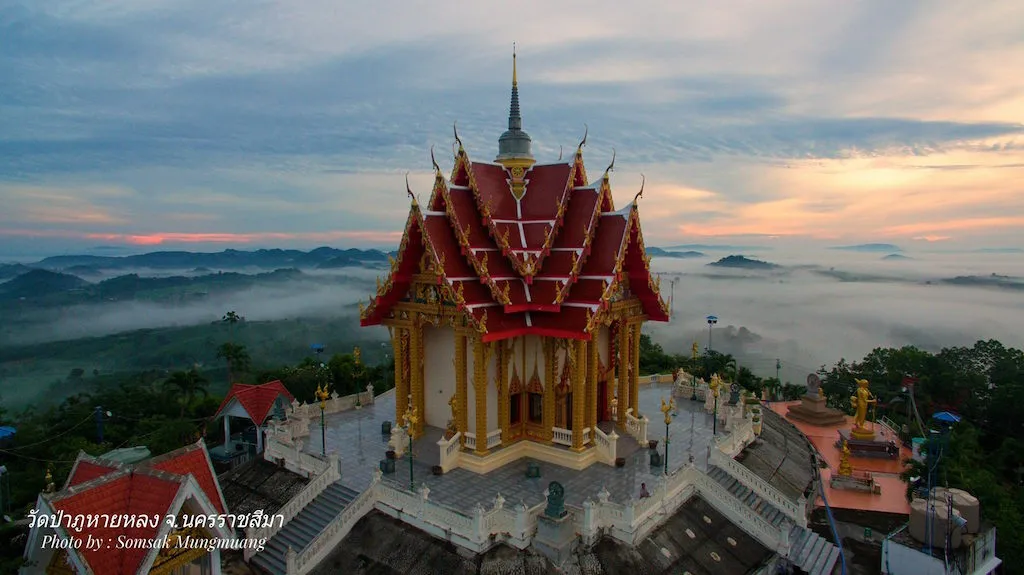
[143,443,227,514]
[213,379,294,425]
[43,441,229,575]
[361,145,670,340]
[50,471,181,575]
[65,459,119,489]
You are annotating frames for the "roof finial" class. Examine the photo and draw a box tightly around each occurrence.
[558,145,563,161]
[406,172,418,206]
[632,174,645,205]
[604,149,616,178]
[513,42,517,87]
[453,121,463,152]
[577,124,588,152]
[430,145,440,174]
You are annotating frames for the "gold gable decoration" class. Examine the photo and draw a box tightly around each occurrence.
[149,526,211,575]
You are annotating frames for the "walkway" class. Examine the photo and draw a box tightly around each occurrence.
[306,383,733,512]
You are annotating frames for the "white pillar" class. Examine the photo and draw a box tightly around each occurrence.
[210,547,222,575]
[223,416,230,448]
[256,423,264,453]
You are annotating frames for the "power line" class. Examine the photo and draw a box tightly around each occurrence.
[2,413,95,451]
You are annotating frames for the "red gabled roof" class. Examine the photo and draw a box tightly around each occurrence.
[43,440,228,575]
[50,470,181,575]
[142,441,227,514]
[65,459,120,490]
[361,141,670,342]
[214,379,294,425]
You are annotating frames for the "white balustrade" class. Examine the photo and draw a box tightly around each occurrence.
[244,452,339,561]
[624,410,649,445]
[463,432,477,451]
[592,426,618,464]
[486,429,502,449]
[709,445,806,526]
[437,432,462,472]
[692,469,781,549]
[292,472,381,574]
[582,427,591,444]
[552,427,572,447]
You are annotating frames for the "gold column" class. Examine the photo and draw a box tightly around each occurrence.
[630,322,641,419]
[393,327,408,425]
[616,320,629,426]
[455,330,468,446]
[410,315,424,438]
[473,337,489,455]
[571,339,587,451]
[587,334,599,432]
[543,339,556,440]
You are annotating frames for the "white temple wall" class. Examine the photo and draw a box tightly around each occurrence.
[423,325,456,429]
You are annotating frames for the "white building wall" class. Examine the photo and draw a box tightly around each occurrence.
[423,325,457,429]
[487,350,498,430]
[881,539,947,575]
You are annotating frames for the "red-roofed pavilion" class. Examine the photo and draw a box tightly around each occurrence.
[360,53,669,467]
[212,380,294,458]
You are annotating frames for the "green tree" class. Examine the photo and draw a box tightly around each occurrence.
[163,368,210,417]
[222,310,241,342]
[216,342,251,384]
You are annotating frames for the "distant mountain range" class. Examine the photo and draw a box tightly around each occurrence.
[5,247,392,273]
[646,247,706,259]
[830,243,902,253]
[663,244,768,252]
[706,255,780,270]
[882,253,912,261]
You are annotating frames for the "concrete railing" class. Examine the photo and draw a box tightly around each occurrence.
[486,429,502,449]
[592,426,618,464]
[709,443,807,527]
[244,452,339,561]
[552,427,572,447]
[625,409,649,445]
[288,469,381,574]
[691,467,783,550]
[463,432,477,451]
[437,432,462,472]
[263,432,331,478]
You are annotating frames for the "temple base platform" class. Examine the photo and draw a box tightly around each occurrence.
[836,429,901,459]
[786,395,846,426]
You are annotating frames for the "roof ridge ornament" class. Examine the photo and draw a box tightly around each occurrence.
[577,124,588,153]
[430,145,441,175]
[632,174,645,205]
[454,121,464,152]
[406,172,418,207]
[604,149,616,178]
[558,145,563,161]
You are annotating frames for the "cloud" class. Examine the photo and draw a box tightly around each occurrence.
[1,0,1023,250]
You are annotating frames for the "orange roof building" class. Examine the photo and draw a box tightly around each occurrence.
[360,52,669,469]
[24,440,233,575]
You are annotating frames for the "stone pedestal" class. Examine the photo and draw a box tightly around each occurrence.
[533,513,578,566]
[786,395,846,426]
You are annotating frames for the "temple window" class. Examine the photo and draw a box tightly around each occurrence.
[528,393,543,422]
[511,393,522,424]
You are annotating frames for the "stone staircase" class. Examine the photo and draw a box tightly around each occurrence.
[250,482,362,575]
[708,466,840,575]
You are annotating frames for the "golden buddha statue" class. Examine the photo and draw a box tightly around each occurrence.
[849,378,877,440]
[838,440,853,476]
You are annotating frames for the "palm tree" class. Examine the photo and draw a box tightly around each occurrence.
[164,368,209,417]
[222,311,241,343]
[217,342,251,384]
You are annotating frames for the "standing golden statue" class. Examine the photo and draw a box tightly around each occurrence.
[445,394,459,439]
[692,342,699,360]
[850,378,877,440]
[838,440,853,476]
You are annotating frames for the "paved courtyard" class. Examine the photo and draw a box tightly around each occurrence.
[306,383,733,512]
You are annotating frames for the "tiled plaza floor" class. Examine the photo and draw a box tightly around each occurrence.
[306,383,737,512]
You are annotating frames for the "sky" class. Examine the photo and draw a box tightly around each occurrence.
[2,0,1023,257]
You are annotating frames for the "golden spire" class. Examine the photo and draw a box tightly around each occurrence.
[513,42,517,87]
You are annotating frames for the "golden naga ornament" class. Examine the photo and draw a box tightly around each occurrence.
[462,223,472,242]
[499,226,511,248]
[359,302,365,316]
[571,250,579,268]
[479,251,489,273]
[479,309,488,332]
[388,255,396,269]
[499,281,511,304]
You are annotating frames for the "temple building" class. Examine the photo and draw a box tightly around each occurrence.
[360,51,669,469]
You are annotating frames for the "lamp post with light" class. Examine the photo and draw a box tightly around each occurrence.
[661,397,675,475]
[402,395,418,490]
[709,375,721,436]
[690,342,699,401]
[706,315,717,353]
[315,365,331,456]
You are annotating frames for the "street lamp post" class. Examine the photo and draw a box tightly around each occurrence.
[706,315,718,353]
[315,364,331,457]
[402,394,418,490]
[709,375,721,436]
[661,397,675,475]
[690,342,699,401]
